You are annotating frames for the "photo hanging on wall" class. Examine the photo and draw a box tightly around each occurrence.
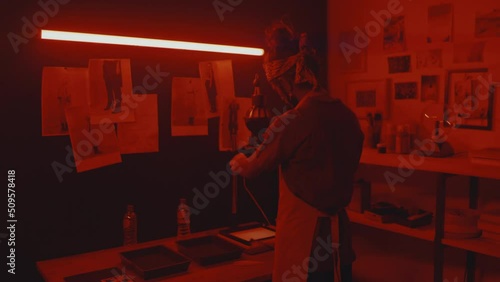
[394,82,418,100]
[445,68,496,130]
[475,9,500,38]
[383,15,406,53]
[421,75,440,102]
[41,67,89,136]
[427,3,453,43]
[346,80,389,120]
[171,77,209,136]
[88,59,136,124]
[388,55,411,74]
[117,94,159,154]
[65,106,122,173]
[416,49,443,69]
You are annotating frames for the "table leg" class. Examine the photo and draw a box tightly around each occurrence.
[434,173,447,282]
[466,177,479,282]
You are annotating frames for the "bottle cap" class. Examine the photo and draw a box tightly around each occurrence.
[127,204,134,211]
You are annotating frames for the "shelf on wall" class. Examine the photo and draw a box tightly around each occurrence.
[347,210,435,242]
[442,238,500,258]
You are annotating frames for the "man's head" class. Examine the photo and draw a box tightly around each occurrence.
[263,19,321,108]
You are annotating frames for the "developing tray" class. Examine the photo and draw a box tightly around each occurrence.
[119,245,190,280]
[176,235,243,266]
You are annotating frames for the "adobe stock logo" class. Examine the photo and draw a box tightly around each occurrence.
[213,0,243,22]
[339,0,404,63]
[7,0,71,54]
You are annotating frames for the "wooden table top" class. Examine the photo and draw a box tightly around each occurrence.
[36,229,275,282]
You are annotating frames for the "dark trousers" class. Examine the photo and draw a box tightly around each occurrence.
[104,76,122,106]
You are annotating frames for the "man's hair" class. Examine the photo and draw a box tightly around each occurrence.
[263,19,321,90]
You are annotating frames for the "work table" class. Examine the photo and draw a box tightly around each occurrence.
[37,229,274,282]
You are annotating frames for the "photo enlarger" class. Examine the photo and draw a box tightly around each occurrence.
[219,74,276,254]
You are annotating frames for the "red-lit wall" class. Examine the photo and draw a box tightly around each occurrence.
[2,1,326,281]
[328,0,500,281]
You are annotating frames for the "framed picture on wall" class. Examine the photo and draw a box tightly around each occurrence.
[346,80,389,119]
[444,68,496,130]
[416,49,443,69]
[475,9,500,38]
[394,81,418,100]
[427,3,453,43]
[388,55,411,73]
[384,15,406,53]
[421,75,440,102]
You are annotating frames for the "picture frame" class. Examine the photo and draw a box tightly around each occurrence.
[421,75,440,102]
[346,80,389,119]
[444,68,495,130]
[388,55,411,74]
[394,81,418,100]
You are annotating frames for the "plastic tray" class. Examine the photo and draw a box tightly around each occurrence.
[120,245,190,280]
[176,235,243,265]
[64,267,122,282]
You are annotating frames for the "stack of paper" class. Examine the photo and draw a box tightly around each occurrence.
[444,209,481,239]
[479,210,500,242]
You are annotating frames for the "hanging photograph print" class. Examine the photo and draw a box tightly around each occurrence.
[383,15,406,53]
[41,67,89,136]
[171,77,209,136]
[117,94,159,154]
[65,106,122,173]
[427,4,453,43]
[88,59,135,124]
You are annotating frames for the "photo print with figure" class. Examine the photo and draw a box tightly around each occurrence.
[88,59,135,124]
[41,67,89,136]
[171,77,209,136]
[65,106,122,172]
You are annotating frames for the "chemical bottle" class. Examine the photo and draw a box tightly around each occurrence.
[395,125,411,154]
[177,198,191,238]
[123,204,137,245]
[385,123,396,153]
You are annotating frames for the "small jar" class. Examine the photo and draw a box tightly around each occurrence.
[377,143,387,154]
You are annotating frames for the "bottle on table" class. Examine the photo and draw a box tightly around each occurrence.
[395,125,411,154]
[123,204,137,246]
[385,123,396,153]
[177,198,191,239]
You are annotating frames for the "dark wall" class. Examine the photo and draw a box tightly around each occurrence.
[2,0,326,281]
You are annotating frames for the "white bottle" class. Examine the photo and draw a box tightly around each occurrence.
[177,198,191,238]
[123,204,137,245]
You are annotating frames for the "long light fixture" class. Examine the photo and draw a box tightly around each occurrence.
[41,29,264,56]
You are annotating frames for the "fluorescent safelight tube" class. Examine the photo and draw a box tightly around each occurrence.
[41,29,264,56]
